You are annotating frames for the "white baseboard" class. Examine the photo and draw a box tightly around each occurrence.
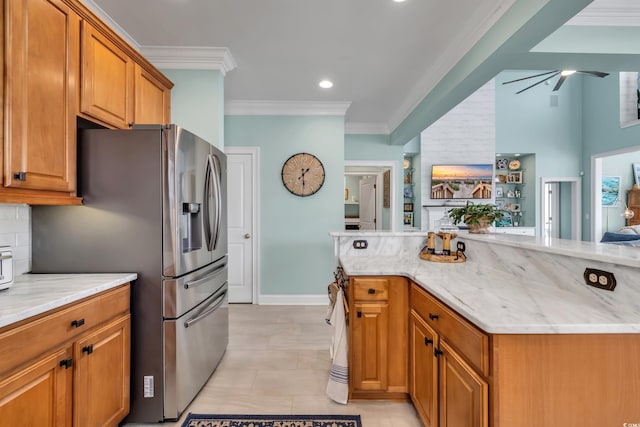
[257,294,329,305]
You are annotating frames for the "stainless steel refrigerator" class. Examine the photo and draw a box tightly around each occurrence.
[32,125,228,423]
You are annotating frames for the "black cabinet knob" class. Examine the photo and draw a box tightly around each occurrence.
[71,319,85,328]
[424,337,433,346]
[434,348,443,357]
[429,313,439,320]
[367,288,376,294]
[59,358,73,369]
[82,344,94,355]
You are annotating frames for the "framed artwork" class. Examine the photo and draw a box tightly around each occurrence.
[403,212,414,226]
[496,200,505,210]
[510,203,521,212]
[403,203,414,212]
[495,187,503,197]
[602,176,621,207]
[344,188,348,201]
[383,170,390,208]
[507,171,522,183]
[633,163,640,187]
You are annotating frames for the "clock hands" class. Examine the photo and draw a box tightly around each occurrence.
[299,168,310,190]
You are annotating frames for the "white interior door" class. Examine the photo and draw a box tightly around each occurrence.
[359,176,376,230]
[226,148,258,303]
[544,182,560,238]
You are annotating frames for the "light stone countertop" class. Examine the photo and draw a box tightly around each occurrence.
[339,254,640,334]
[0,273,137,329]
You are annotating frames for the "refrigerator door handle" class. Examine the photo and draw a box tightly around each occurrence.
[203,155,214,251]
[210,154,222,251]
[184,284,227,328]
[183,261,227,289]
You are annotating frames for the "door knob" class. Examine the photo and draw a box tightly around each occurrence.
[244,233,251,239]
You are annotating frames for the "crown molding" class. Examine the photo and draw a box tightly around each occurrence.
[80,0,141,50]
[225,100,351,116]
[344,122,390,135]
[566,0,640,26]
[140,46,237,74]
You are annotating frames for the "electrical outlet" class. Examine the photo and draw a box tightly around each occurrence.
[353,240,368,249]
[583,268,616,291]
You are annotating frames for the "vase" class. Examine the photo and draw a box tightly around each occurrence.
[467,217,491,234]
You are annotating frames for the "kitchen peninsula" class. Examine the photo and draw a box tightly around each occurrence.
[331,231,640,427]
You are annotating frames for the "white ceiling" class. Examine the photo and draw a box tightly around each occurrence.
[87,0,637,133]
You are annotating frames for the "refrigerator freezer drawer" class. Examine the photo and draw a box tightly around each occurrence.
[163,284,228,421]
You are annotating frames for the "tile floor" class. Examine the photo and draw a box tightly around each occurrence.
[123,304,422,427]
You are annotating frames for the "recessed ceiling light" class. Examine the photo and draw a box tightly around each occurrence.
[561,70,576,77]
[393,0,407,2]
[319,80,333,89]
[514,153,521,157]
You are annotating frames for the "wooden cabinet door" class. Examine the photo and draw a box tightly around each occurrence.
[4,0,79,192]
[438,340,488,427]
[74,315,131,427]
[351,301,388,391]
[80,22,134,129]
[410,312,438,427]
[0,347,73,427]
[134,63,171,125]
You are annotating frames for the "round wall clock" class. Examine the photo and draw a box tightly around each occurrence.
[281,152,325,197]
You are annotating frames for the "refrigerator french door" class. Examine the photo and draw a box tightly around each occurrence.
[32,124,228,423]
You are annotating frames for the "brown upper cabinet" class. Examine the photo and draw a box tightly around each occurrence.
[1,0,173,205]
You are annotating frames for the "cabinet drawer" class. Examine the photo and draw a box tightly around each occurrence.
[352,277,390,301]
[411,283,489,375]
[0,285,130,376]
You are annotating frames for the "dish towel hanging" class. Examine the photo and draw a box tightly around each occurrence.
[326,287,348,404]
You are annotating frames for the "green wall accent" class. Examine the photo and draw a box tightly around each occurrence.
[162,69,225,149]
[496,70,583,232]
[225,116,344,296]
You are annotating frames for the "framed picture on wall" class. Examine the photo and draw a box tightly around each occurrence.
[602,176,621,207]
[403,203,414,212]
[633,163,640,187]
[403,212,414,226]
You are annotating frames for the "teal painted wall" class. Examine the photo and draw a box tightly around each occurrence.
[162,69,225,149]
[582,73,640,241]
[345,134,405,230]
[496,70,583,233]
[225,116,344,296]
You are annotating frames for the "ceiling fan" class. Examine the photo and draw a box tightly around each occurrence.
[502,70,609,94]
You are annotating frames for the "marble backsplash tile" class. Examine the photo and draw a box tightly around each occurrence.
[0,204,31,275]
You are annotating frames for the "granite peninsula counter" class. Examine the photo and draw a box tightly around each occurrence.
[0,273,137,328]
[332,231,640,334]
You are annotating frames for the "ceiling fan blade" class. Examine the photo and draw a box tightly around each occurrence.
[502,71,559,85]
[552,75,567,91]
[576,71,609,78]
[515,71,561,94]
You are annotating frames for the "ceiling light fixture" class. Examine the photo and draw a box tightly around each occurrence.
[560,70,577,77]
[393,0,407,2]
[319,80,333,89]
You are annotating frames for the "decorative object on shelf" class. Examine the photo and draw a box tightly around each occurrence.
[514,189,521,198]
[497,158,508,169]
[403,212,414,226]
[601,176,621,207]
[633,163,640,187]
[510,203,521,212]
[508,159,521,170]
[344,188,348,201]
[281,152,325,197]
[403,185,414,198]
[404,202,414,212]
[496,200,505,210]
[497,174,507,183]
[383,170,390,208]
[507,189,515,198]
[404,170,412,184]
[495,187,503,197]
[507,171,523,183]
[403,159,410,169]
[447,201,505,234]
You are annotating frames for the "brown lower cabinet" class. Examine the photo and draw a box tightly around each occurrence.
[0,285,131,427]
[349,277,640,426]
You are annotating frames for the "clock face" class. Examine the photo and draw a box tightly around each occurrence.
[281,153,325,197]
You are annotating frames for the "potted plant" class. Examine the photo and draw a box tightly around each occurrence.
[447,201,505,234]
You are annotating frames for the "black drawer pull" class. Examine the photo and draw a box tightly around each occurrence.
[82,344,94,355]
[59,358,73,369]
[71,319,85,328]
[357,311,362,318]
[424,337,433,346]
[367,288,376,294]
[429,313,439,320]
[434,348,443,357]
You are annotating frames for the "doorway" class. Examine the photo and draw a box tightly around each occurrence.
[344,160,398,231]
[540,177,581,240]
